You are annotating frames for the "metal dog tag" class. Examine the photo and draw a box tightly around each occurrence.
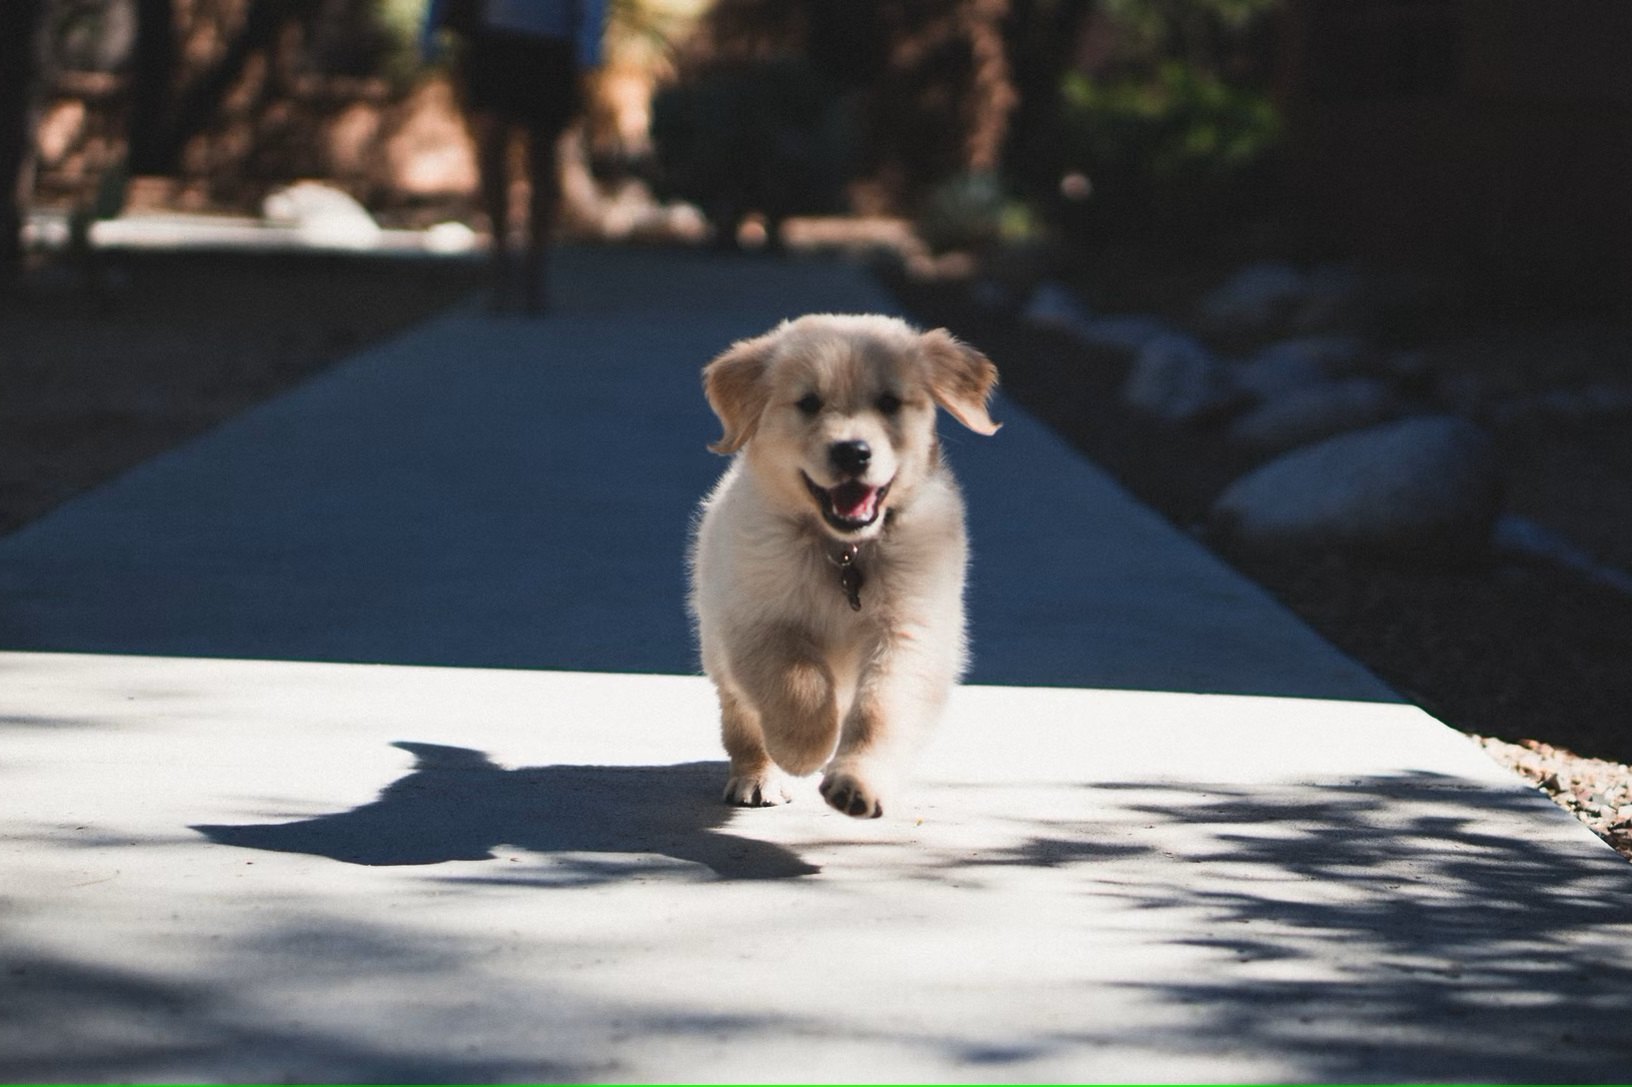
[835,546,864,611]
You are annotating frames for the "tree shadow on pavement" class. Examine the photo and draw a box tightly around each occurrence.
[193,742,818,881]
[0,944,591,1085]
[1068,772,1632,1081]
[11,768,1632,1081]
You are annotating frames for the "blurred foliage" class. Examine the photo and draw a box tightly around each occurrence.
[1057,60,1278,215]
[46,0,136,71]
[28,0,1288,248]
[1094,0,1279,59]
[1016,0,1286,244]
[916,171,1041,254]
[604,0,709,72]
[643,0,1285,251]
[371,0,436,85]
[647,0,1017,231]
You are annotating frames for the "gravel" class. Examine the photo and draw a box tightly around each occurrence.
[1478,737,1632,861]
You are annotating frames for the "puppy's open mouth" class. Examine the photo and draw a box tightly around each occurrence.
[802,473,892,533]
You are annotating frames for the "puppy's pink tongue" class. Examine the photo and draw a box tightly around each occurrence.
[830,481,878,521]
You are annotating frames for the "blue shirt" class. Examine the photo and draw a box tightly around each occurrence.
[424,0,607,68]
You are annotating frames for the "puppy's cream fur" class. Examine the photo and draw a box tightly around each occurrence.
[689,314,999,818]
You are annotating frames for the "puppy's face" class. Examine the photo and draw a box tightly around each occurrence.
[704,315,999,541]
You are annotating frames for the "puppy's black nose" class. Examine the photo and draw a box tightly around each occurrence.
[829,440,872,477]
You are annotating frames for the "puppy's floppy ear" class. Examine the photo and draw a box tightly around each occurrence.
[703,330,777,454]
[920,328,1001,436]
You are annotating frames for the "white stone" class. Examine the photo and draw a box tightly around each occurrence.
[1228,377,1399,454]
[421,220,478,254]
[1211,416,1501,556]
[262,181,382,249]
[1122,333,1240,424]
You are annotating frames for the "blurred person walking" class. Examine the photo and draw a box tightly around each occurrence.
[427,0,606,314]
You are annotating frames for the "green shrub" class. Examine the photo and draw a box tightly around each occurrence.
[1057,60,1280,233]
[916,171,1042,255]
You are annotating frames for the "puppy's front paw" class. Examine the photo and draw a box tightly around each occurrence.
[723,768,793,808]
[819,765,886,819]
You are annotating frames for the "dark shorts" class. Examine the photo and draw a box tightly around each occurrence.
[461,29,581,134]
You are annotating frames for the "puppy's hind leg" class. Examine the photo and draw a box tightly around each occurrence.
[717,686,793,807]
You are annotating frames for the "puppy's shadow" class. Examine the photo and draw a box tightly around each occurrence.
[193,742,818,882]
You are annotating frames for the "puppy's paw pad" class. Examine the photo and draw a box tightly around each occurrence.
[723,772,793,807]
[818,769,884,819]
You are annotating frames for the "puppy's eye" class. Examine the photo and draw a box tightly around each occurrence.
[876,392,903,416]
[796,393,823,416]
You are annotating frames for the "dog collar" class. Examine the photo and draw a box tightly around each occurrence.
[829,543,865,611]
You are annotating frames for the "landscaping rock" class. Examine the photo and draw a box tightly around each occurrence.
[1210,415,1502,558]
[1383,349,1433,386]
[1197,260,1306,334]
[423,221,478,254]
[1122,333,1240,424]
[1234,335,1367,399]
[1022,281,1097,336]
[1079,314,1175,353]
[1435,372,1495,419]
[262,182,381,249]
[1526,382,1632,423]
[1228,377,1400,454]
[1021,283,1175,355]
[1494,515,1632,598]
[1289,262,1366,332]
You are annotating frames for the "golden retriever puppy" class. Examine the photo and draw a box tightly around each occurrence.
[689,314,1000,818]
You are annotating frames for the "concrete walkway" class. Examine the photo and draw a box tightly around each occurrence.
[4,247,1632,1082]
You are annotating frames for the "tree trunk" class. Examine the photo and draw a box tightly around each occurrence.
[959,0,1015,174]
[0,0,46,286]
[128,0,317,177]
[127,0,177,176]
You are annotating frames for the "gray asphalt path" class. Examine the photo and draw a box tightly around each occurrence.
[0,246,1387,698]
[4,246,1631,1083]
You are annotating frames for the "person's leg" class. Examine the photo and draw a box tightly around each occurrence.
[473,111,513,311]
[521,121,563,315]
